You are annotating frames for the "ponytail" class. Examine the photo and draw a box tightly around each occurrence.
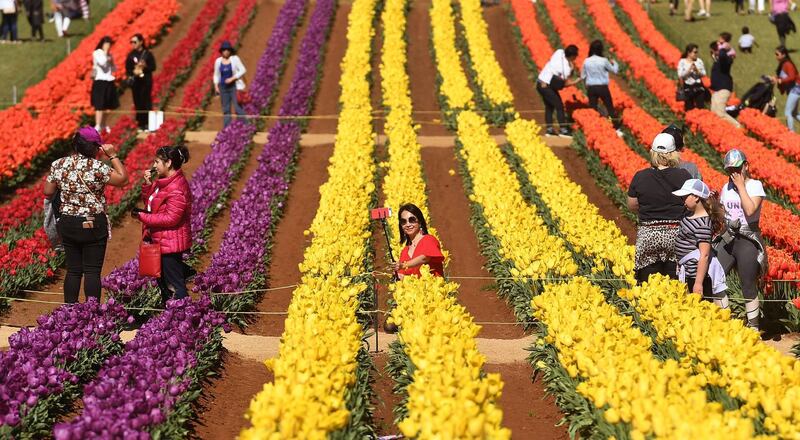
[702,191,726,235]
[156,145,190,170]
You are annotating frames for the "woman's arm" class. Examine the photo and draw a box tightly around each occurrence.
[606,58,619,74]
[693,242,711,294]
[138,192,188,228]
[731,173,763,217]
[627,196,640,212]
[44,180,57,197]
[677,59,689,79]
[234,56,247,79]
[212,58,221,85]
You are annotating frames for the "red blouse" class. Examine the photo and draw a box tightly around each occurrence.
[398,234,445,277]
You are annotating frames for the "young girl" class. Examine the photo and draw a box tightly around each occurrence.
[672,179,729,307]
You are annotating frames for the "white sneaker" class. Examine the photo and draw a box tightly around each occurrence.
[697,8,707,16]
[616,129,624,138]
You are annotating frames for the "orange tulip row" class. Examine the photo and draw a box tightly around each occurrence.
[738,108,800,162]
[0,0,179,185]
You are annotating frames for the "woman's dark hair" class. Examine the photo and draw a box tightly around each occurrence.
[701,192,727,235]
[73,133,101,158]
[397,203,429,245]
[682,43,699,58]
[156,145,190,170]
[95,35,113,50]
[588,40,604,57]
[720,32,732,43]
[132,33,146,48]
[564,44,579,59]
[776,45,790,58]
[709,41,719,52]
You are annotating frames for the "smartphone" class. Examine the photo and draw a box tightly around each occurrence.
[149,167,157,181]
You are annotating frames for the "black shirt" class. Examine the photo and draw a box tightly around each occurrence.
[628,167,691,222]
[710,50,733,92]
[125,49,157,82]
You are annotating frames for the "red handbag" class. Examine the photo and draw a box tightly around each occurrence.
[139,232,161,278]
[237,90,251,105]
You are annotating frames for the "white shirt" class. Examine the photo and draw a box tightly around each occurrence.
[92,49,116,82]
[677,58,706,86]
[213,55,247,91]
[739,34,755,48]
[721,179,766,231]
[538,49,572,85]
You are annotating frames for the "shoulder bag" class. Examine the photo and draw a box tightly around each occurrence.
[139,230,161,278]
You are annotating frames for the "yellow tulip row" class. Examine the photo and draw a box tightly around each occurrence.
[240,0,378,436]
[458,0,515,107]
[456,110,577,278]
[620,275,800,438]
[380,1,508,435]
[391,270,511,439]
[532,278,758,439]
[430,0,474,112]
[504,119,635,283]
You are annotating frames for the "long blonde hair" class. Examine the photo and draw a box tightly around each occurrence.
[650,150,680,168]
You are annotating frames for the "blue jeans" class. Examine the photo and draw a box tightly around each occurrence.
[220,86,245,128]
[1,13,17,41]
[785,87,800,131]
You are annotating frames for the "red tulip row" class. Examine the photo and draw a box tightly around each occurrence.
[738,108,800,162]
[0,0,258,298]
[515,0,800,288]
[0,0,179,188]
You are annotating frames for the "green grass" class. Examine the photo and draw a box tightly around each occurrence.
[0,0,119,108]
[648,1,791,111]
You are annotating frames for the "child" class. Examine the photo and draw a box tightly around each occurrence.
[738,27,757,53]
[719,32,737,57]
[672,179,729,308]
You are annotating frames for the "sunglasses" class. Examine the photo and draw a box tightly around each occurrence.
[400,216,419,226]
[130,40,139,44]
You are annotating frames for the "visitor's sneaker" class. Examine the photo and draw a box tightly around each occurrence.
[544,127,556,137]
[558,128,573,138]
[616,129,624,138]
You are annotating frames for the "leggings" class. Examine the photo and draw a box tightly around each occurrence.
[635,260,678,285]
[717,236,761,327]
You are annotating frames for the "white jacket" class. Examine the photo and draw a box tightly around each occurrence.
[538,49,572,85]
[677,249,728,294]
[213,55,246,91]
[92,49,116,82]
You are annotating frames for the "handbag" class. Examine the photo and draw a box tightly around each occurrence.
[675,79,686,102]
[139,231,162,278]
[549,75,566,91]
[237,90,251,105]
[43,189,63,251]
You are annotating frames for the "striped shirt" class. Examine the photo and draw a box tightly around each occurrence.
[674,215,713,277]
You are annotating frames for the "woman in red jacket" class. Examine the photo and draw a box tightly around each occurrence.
[771,46,800,131]
[133,145,192,303]
[391,203,444,279]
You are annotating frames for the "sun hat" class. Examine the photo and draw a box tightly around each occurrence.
[651,132,677,153]
[723,149,746,169]
[77,126,103,144]
[672,178,711,199]
[219,40,235,53]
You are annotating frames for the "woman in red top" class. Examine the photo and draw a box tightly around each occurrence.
[771,46,800,131]
[391,203,444,279]
[132,145,192,304]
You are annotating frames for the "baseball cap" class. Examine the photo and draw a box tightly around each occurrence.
[651,132,677,153]
[77,126,103,144]
[724,149,746,168]
[673,178,711,199]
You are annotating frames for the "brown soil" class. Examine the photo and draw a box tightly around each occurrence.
[371,353,404,437]
[244,144,333,336]
[307,4,352,134]
[194,351,272,438]
[108,0,210,126]
[485,362,569,439]
[407,0,450,136]
[483,5,545,125]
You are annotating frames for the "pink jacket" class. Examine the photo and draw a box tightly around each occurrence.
[139,170,192,254]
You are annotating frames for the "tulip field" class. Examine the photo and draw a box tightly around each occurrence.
[7,0,800,437]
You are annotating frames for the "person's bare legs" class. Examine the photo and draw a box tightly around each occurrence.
[684,0,694,19]
[95,110,103,130]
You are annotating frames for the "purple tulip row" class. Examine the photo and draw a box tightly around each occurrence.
[102,0,310,300]
[193,0,336,298]
[0,299,129,432]
[53,297,230,439]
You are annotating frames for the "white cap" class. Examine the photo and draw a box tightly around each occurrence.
[672,178,711,199]
[651,133,677,153]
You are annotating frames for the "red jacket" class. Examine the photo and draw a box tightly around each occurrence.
[777,59,799,94]
[139,170,192,254]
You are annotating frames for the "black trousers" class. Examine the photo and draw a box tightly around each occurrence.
[684,87,706,111]
[132,79,153,129]
[158,252,189,304]
[587,84,619,128]
[56,214,109,303]
[685,275,713,302]
[536,83,566,128]
[635,261,678,285]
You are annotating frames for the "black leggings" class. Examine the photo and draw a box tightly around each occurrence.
[685,275,713,302]
[684,87,706,111]
[57,214,109,303]
[716,236,761,326]
[587,85,619,128]
[158,252,190,304]
[635,260,678,285]
[131,80,153,129]
[536,83,566,128]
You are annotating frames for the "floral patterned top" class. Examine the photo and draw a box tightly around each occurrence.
[47,155,111,216]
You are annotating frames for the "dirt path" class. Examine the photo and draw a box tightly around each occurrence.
[407,0,450,136]
[307,4,351,134]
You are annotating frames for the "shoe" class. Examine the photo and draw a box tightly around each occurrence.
[105,126,111,134]
[558,128,573,138]
[616,129,624,138]
[544,127,556,137]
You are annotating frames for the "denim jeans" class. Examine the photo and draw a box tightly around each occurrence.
[57,214,109,303]
[220,86,245,128]
[157,252,189,304]
[785,88,800,131]
[1,13,17,41]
